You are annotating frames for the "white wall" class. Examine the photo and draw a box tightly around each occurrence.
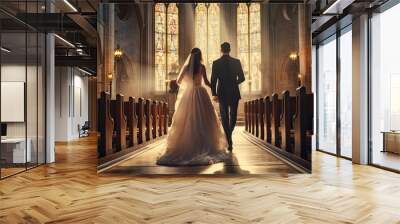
[55,67,89,141]
[1,65,36,138]
[1,63,46,164]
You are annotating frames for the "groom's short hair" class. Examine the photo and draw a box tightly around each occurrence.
[221,42,231,54]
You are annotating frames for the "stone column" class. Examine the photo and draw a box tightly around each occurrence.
[101,4,115,99]
[298,3,312,93]
[262,4,299,95]
[142,4,153,97]
[179,4,195,64]
[220,4,237,56]
[261,3,274,96]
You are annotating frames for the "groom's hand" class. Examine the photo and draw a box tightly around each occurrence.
[212,96,219,102]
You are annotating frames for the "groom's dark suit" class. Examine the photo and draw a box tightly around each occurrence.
[211,55,245,147]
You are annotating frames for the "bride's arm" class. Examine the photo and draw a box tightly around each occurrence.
[177,66,186,85]
[202,65,211,87]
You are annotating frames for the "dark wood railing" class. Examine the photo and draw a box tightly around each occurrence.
[97,92,169,167]
[244,86,313,171]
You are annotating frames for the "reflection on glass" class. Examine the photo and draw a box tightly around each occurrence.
[371,3,400,171]
[340,29,352,158]
[1,32,28,177]
[0,1,46,178]
[317,37,337,154]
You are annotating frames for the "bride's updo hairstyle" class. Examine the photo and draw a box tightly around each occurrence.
[189,48,203,79]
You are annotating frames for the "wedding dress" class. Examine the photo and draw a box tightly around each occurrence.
[157,61,228,166]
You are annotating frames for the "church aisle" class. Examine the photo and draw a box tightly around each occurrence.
[0,132,400,223]
[101,127,299,175]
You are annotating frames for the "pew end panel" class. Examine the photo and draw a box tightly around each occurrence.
[264,96,272,144]
[280,91,297,153]
[294,86,314,162]
[97,92,115,158]
[271,93,282,148]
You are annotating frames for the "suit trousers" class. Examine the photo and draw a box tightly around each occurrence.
[219,100,239,144]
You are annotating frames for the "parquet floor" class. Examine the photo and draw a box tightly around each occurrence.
[1,129,400,223]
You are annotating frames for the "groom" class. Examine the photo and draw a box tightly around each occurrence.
[211,42,245,151]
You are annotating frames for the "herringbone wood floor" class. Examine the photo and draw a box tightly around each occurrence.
[1,130,400,223]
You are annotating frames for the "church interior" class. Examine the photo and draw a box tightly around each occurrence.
[1,0,400,223]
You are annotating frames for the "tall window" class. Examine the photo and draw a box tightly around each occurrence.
[195,3,220,73]
[237,3,261,93]
[317,36,337,155]
[370,3,400,171]
[154,3,179,91]
[339,28,352,158]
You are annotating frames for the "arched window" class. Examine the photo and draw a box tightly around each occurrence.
[195,3,220,74]
[154,3,179,91]
[237,3,261,93]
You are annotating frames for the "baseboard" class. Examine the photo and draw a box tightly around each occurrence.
[241,131,311,173]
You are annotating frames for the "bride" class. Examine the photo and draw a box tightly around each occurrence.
[157,48,228,166]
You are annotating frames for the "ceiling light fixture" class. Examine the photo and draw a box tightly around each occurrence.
[78,67,93,76]
[1,47,11,53]
[54,34,75,48]
[322,0,354,15]
[63,0,78,12]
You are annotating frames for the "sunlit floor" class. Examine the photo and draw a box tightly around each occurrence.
[372,150,400,171]
[101,128,299,175]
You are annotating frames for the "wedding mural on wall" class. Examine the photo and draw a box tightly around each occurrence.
[97,2,313,175]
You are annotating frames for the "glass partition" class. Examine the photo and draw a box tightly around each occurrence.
[0,31,28,177]
[370,3,400,171]
[0,1,46,179]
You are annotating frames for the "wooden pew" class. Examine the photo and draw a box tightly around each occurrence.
[244,102,248,132]
[163,102,169,134]
[294,86,314,162]
[271,93,282,148]
[145,99,153,141]
[258,98,265,140]
[110,94,127,151]
[136,98,145,144]
[124,97,137,147]
[158,102,164,137]
[152,101,159,139]
[250,100,255,135]
[255,99,260,138]
[98,91,114,157]
[264,96,272,144]
[280,91,296,153]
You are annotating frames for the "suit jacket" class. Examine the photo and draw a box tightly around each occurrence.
[211,55,245,105]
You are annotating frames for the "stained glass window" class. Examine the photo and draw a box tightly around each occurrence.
[195,3,220,75]
[154,3,179,91]
[237,3,261,93]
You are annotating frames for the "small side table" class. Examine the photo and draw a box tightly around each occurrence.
[381,131,400,154]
